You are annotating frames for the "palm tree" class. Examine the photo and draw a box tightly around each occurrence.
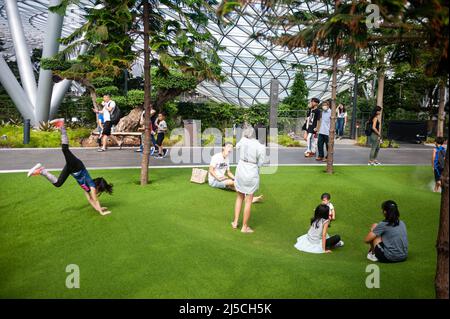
[136,0,225,184]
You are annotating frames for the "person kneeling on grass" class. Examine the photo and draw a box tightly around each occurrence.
[294,204,344,254]
[365,200,408,263]
[27,119,113,216]
[209,143,263,203]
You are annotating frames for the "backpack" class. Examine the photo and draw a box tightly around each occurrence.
[364,120,372,136]
[436,147,446,171]
[110,103,121,125]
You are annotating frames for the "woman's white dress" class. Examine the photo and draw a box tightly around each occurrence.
[234,137,265,195]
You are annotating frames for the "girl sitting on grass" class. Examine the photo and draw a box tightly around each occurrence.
[365,200,408,263]
[294,204,344,254]
[27,119,113,216]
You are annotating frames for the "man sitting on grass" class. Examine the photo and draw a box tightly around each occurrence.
[208,143,263,203]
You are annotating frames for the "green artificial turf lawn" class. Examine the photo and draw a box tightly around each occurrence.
[0,166,441,298]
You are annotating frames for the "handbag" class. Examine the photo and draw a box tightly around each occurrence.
[190,168,208,184]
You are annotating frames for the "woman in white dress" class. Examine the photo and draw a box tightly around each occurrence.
[232,127,265,233]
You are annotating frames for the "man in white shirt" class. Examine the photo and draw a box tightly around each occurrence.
[93,94,116,152]
[209,143,263,202]
[209,143,235,189]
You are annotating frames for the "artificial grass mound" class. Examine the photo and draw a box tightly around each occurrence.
[0,166,440,298]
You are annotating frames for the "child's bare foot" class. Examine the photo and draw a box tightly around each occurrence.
[100,210,111,216]
[252,195,263,203]
[231,222,238,229]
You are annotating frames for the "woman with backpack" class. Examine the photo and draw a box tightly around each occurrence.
[432,136,447,192]
[366,106,383,166]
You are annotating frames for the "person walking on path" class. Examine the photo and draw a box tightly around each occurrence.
[93,94,120,152]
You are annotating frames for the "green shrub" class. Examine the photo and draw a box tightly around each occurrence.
[0,125,91,148]
[269,134,305,147]
[426,137,436,144]
[96,86,119,97]
[91,77,115,88]
[356,136,399,148]
[356,136,367,146]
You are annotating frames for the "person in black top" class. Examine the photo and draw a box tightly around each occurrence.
[303,98,321,158]
[368,106,383,166]
[27,119,114,215]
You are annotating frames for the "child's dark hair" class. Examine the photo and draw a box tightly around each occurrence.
[311,97,320,104]
[311,204,330,228]
[436,137,445,145]
[94,177,113,195]
[321,193,331,200]
[382,200,400,226]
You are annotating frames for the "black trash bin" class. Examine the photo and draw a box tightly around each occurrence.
[387,120,428,143]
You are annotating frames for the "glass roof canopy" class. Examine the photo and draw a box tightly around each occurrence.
[0,0,356,107]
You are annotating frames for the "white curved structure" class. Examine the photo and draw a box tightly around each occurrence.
[0,0,355,120]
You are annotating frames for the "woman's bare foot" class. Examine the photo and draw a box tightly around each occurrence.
[231,222,238,229]
[252,195,263,203]
[99,210,111,216]
[241,226,254,233]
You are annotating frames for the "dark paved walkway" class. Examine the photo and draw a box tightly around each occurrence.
[0,142,433,172]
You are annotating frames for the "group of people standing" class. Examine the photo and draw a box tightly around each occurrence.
[93,93,168,158]
[302,98,347,162]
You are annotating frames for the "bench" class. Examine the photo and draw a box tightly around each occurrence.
[92,131,143,149]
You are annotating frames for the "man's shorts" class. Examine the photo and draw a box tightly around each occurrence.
[102,121,112,136]
[434,168,443,182]
[209,178,228,189]
[156,133,164,146]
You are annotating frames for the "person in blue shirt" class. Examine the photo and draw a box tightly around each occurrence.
[27,119,113,216]
[97,113,104,147]
[432,136,447,192]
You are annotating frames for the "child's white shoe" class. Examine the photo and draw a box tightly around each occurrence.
[49,118,65,128]
[27,163,42,177]
[367,252,378,262]
[335,240,344,248]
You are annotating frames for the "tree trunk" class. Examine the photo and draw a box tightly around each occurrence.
[140,0,152,186]
[437,79,446,138]
[435,146,449,298]
[88,88,98,111]
[326,56,338,174]
[87,86,100,129]
[376,52,385,135]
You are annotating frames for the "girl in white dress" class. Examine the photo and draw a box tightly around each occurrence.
[294,204,344,253]
[232,127,265,233]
